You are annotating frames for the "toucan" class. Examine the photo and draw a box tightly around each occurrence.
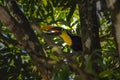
[41,26,83,51]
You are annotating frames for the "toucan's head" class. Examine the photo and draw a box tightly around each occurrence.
[41,26,65,35]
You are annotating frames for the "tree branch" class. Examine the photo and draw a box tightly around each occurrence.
[0,1,52,79]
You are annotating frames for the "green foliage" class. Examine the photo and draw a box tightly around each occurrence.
[53,65,70,80]
[0,44,41,80]
[0,0,120,80]
[0,24,41,79]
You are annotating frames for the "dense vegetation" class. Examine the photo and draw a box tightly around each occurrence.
[0,0,120,80]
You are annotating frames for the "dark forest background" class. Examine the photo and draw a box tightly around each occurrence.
[0,0,120,80]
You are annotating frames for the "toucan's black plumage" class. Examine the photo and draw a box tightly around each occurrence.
[41,26,83,51]
[68,33,82,51]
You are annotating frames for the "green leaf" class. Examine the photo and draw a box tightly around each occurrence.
[99,70,112,78]
[42,0,47,6]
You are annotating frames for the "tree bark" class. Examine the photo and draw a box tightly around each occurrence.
[78,0,102,75]
[0,1,52,79]
[106,0,120,57]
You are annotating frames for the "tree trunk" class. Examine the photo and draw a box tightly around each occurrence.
[78,0,102,74]
[106,0,120,57]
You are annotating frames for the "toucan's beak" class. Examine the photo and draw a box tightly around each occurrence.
[41,26,61,35]
[41,26,55,30]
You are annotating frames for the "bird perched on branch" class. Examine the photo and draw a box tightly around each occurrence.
[41,26,83,51]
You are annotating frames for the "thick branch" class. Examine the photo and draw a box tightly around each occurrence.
[0,3,52,80]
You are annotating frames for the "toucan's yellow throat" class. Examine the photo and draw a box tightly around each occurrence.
[59,31,72,46]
